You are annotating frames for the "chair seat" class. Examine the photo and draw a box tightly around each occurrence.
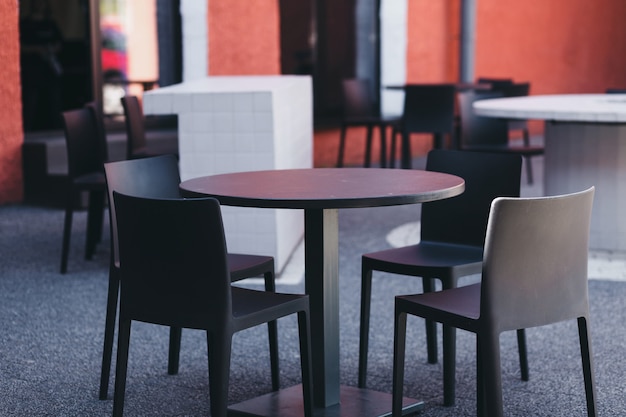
[229,253,274,282]
[396,283,481,331]
[73,171,106,187]
[363,241,483,276]
[232,286,309,326]
[463,144,544,157]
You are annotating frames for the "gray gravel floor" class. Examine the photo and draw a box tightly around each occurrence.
[1,155,624,416]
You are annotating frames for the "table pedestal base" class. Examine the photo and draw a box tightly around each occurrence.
[228,385,424,417]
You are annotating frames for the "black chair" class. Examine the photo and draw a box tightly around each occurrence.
[606,88,626,94]
[111,192,313,417]
[359,150,526,406]
[337,79,397,168]
[392,187,597,417]
[389,84,457,169]
[99,155,279,400]
[458,89,544,184]
[59,108,107,273]
[121,95,178,160]
[85,101,109,164]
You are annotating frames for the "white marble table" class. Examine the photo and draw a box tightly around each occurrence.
[475,94,626,251]
[143,76,313,271]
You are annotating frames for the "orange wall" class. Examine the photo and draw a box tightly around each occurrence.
[407,0,626,94]
[0,2,23,204]
[207,0,281,75]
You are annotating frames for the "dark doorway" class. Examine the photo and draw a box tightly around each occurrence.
[279,0,380,124]
[19,0,94,131]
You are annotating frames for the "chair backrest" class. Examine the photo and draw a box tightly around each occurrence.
[401,84,456,134]
[606,88,626,94]
[104,155,181,266]
[499,82,530,98]
[477,77,513,91]
[85,101,109,163]
[458,90,510,147]
[342,78,377,118]
[421,150,522,247]
[121,95,147,159]
[113,191,232,328]
[481,187,595,332]
[62,108,104,179]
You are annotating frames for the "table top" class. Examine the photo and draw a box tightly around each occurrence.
[473,93,626,122]
[180,168,465,210]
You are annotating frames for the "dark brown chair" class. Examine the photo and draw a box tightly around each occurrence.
[121,95,178,160]
[359,150,526,406]
[458,89,544,184]
[389,84,457,168]
[59,108,107,273]
[337,79,398,168]
[99,155,279,400]
[392,187,597,417]
[111,192,313,417]
[85,101,109,164]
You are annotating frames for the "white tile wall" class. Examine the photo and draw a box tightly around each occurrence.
[143,76,313,272]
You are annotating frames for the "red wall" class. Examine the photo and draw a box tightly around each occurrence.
[407,0,626,94]
[208,0,281,75]
[0,2,23,204]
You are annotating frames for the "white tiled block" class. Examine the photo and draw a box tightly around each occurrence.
[233,93,255,112]
[253,92,272,111]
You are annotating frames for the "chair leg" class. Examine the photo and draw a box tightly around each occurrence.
[577,316,598,417]
[358,266,373,388]
[264,270,280,391]
[364,124,374,167]
[516,328,529,381]
[378,124,388,168]
[524,156,534,185]
[389,128,398,168]
[391,310,408,417]
[481,331,504,417]
[112,319,131,417]
[476,336,485,417]
[60,191,74,273]
[85,190,105,260]
[337,124,348,167]
[401,131,412,169]
[99,265,120,400]
[168,327,182,375]
[297,310,314,417]
[442,324,456,406]
[433,133,445,150]
[422,277,438,364]
[207,330,233,417]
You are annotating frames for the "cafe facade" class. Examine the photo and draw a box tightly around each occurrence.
[1,0,626,204]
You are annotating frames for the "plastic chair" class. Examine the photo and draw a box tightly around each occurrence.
[389,84,457,169]
[99,155,279,400]
[337,79,398,168]
[59,108,107,273]
[111,192,313,417]
[392,187,597,417]
[458,89,544,184]
[358,150,526,406]
[121,95,178,160]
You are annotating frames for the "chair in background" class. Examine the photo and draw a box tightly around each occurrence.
[100,155,279,400]
[121,95,178,160]
[476,78,532,146]
[359,150,526,406]
[59,108,107,273]
[458,89,544,184]
[606,88,626,94]
[85,101,109,164]
[392,187,597,417]
[337,79,397,168]
[389,84,456,169]
[111,192,313,417]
